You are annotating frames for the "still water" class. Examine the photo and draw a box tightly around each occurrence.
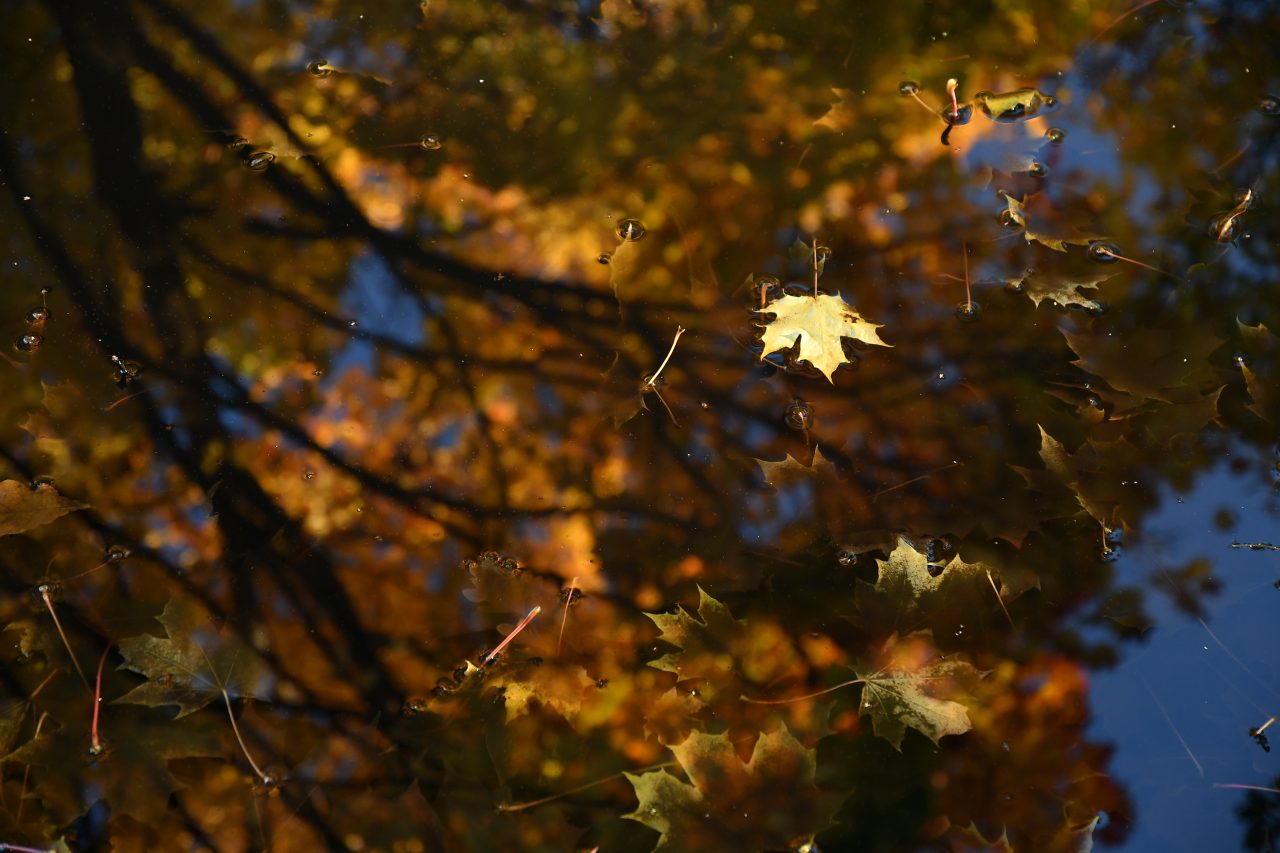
[1,0,1278,850]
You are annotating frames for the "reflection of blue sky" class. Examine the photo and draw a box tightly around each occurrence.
[1086,450,1280,851]
[329,252,426,378]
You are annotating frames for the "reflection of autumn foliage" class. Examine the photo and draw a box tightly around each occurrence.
[0,0,1277,849]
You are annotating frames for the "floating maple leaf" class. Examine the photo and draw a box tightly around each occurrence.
[624,725,835,851]
[0,480,85,537]
[755,447,836,487]
[115,597,269,717]
[1001,193,1105,252]
[855,633,982,750]
[2,704,222,827]
[854,537,1024,634]
[1004,266,1113,310]
[757,293,889,382]
[1237,320,1279,423]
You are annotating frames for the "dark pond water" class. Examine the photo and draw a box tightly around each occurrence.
[1,1,1279,851]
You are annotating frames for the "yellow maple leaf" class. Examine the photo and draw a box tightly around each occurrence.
[757,293,889,382]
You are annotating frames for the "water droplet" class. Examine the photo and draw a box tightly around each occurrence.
[1087,241,1122,263]
[87,740,110,759]
[113,357,142,387]
[500,557,521,574]
[245,151,275,171]
[784,400,813,430]
[1258,95,1280,117]
[225,136,249,151]
[998,208,1022,229]
[303,471,315,481]
[1005,277,1026,294]
[348,320,358,328]
[836,549,857,567]
[1027,162,1048,178]
[596,252,612,265]
[252,770,286,794]
[419,133,443,150]
[14,333,42,352]
[403,696,431,715]
[35,581,63,602]
[615,219,647,242]
[898,81,920,96]
[105,545,130,562]
[1209,212,1242,242]
[306,60,333,78]
[1086,394,1105,410]
[1043,94,1059,109]
[954,301,981,322]
[29,475,55,491]
[1045,127,1067,144]
[1234,352,1248,367]
[26,306,50,324]
[939,103,974,125]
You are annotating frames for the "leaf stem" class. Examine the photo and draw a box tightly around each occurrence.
[496,759,677,813]
[557,578,579,656]
[91,644,111,753]
[643,326,687,389]
[222,688,270,785]
[1212,783,1280,794]
[40,588,88,689]
[483,605,542,666]
[985,569,1014,628]
[741,677,865,705]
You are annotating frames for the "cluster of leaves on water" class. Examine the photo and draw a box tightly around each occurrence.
[1,0,1279,851]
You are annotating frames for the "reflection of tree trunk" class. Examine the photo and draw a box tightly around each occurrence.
[44,0,399,714]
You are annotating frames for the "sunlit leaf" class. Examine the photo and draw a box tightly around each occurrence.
[757,293,890,383]
[0,480,86,537]
[115,597,269,717]
[975,88,1054,122]
[855,633,982,749]
[624,725,834,851]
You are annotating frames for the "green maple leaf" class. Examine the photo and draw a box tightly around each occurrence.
[2,704,222,827]
[855,633,982,750]
[625,725,834,851]
[0,480,85,537]
[115,597,268,717]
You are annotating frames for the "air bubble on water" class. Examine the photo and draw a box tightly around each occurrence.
[1258,95,1280,117]
[306,60,333,78]
[898,81,920,96]
[616,219,647,242]
[26,306,50,324]
[419,134,443,150]
[1045,127,1066,144]
[30,475,55,491]
[1087,241,1121,263]
[245,151,275,171]
[106,545,130,562]
[784,400,813,430]
[596,252,612,265]
[226,136,249,151]
[304,471,315,481]
[14,333,42,352]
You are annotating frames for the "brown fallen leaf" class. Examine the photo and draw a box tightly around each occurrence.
[0,479,86,537]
